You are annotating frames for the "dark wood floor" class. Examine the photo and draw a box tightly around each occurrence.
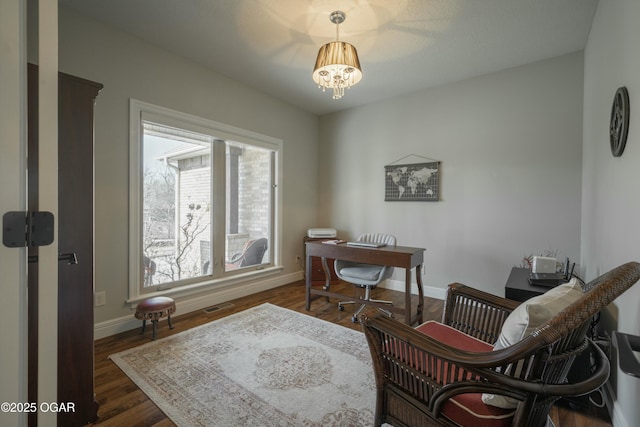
[91,280,612,427]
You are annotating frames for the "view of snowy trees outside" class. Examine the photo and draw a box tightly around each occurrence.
[142,124,271,287]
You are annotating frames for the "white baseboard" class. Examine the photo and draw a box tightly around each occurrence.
[380,279,447,300]
[603,380,629,427]
[611,402,629,427]
[95,273,444,340]
[94,271,303,339]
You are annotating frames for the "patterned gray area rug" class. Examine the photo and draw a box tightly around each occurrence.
[109,303,376,426]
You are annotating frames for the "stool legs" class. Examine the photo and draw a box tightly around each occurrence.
[141,318,173,340]
[168,315,174,330]
[152,319,158,340]
[135,300,176,340]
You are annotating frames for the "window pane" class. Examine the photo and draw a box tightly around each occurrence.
[130,100,282,300]
[225,141,271,271]
[143,125,212,286]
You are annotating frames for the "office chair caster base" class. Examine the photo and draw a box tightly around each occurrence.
[338,300,355,311]
[379,308,393,318]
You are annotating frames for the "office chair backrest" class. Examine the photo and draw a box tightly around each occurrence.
[358,233,396,246]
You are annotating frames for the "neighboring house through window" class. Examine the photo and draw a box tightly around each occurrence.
[129,99,282,300]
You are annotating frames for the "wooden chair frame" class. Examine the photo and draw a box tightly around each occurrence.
[361,262,640,427]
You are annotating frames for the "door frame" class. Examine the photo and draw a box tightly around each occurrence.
[0,2,28,426]
[0,1,59,426]
[35,2,59,426]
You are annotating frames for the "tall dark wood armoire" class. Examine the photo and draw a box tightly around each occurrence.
[28,64,103,426]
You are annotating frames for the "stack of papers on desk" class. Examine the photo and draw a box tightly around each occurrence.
[321,239,347,245]
[346,242,387,248]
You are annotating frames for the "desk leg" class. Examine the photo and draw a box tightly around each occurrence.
[404,265,424,326]
[415,264,424,325]
[305,253,312,311]
[404,269,412,326]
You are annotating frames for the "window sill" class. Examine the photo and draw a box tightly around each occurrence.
[126,265,284,307]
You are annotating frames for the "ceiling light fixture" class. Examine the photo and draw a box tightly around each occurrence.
[312,11,362,100]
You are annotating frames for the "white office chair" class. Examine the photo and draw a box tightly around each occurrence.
[335,233,396,322]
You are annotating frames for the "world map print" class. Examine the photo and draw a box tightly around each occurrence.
[385,161,440,201]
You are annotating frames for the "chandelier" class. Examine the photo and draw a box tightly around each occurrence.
[312,11,363,100]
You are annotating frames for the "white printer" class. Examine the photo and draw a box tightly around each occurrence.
[307,228,337,238]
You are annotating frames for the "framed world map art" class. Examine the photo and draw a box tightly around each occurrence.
[385,161,440,201]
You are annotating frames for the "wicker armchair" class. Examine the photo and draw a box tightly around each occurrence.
[361,262,640,427]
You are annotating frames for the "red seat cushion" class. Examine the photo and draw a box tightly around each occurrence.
[414,321,516,427]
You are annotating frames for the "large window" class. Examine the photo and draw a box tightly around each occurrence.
[129,100,282,299]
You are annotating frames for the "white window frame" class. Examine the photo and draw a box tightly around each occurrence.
[128,99,283,303]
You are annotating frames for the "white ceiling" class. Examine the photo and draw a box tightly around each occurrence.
[59,0,599,116]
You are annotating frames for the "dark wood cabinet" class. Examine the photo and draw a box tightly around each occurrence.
[303,236,340,286]
[28,65,102,426]
[57,71,102,427]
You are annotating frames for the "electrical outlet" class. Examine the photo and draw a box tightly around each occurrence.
[95,291,106,307]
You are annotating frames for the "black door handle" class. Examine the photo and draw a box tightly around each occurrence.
[28,253,78,264]
[58,252,78,265]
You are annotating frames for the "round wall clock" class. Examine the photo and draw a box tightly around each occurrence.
[610,86,630,157]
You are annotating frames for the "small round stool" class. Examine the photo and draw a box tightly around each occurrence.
[135,296,176,340]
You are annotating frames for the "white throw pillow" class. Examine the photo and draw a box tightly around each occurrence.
[482,278,583,408]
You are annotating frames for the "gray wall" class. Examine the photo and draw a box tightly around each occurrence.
[582,1,640,426]
[58,9,319,326]
[318,52,584,297]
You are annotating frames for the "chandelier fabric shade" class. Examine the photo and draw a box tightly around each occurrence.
[312,11,362,100]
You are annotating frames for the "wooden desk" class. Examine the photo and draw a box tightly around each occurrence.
[305,242,426,326]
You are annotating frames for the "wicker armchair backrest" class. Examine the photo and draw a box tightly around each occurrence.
[534,261,640,346]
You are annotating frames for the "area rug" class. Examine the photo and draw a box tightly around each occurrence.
[109,303,376,426]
